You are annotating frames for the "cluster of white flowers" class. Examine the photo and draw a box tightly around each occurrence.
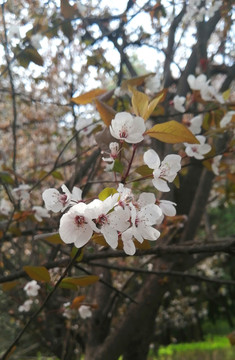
[12,184,31,201]
[41,182,177,256]
[182,0,222,24]
[145,73,162,95]
[18,280,40,312]
[187,74,224,103]
[63,302,92,320]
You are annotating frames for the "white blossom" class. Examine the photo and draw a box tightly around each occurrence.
[42,185,82,213]
[145,74,161,94]
[220,111,235,128]
[0,199,12,216]
[79,305,92,319]
[32,206,50,222]
[187,74,207,91]
[109,112,146,144]
[8,25,21,40]
[102,142,120,167]
[19,299,33,313]
[184,135,211,160]
[12,184,31,201]
[200,83,224,103]
[31,33,43,48]
[211,155,222,176]
[114,87,131,98]
[188,115,203,135]
[144,149,181,192]
[173,95,186,113]
[24,280,40,297]
[122,202,162,254]
[117,184,133,207]
[159,200,177,217]
[85,194,130,249]
[59,202,95,248]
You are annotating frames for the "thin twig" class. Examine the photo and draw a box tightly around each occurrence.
[1,3,18,184]
[0,248,81,360]
[89,261,235,287]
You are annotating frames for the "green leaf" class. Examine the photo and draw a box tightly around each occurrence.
[70,247,84,262]
[44,233,64,245]
[135,165,153,176]
[146,120,200,144]
[23,266,51,283]
[52,170,64,180]
[59,282,77,290]
[98,187,118,201]
[113,159,124,174]
[0,171,14,185]
[61,275,99,288]
[2,281,18,292]
[61,21,73,41]
[222,89,230,101]
[18,47,44,67]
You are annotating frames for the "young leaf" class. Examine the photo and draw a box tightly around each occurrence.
[2,281,18,292]
[59,282,77,290]
[95,99,116,127]
[113,159,124,174]
[52,170,64,180]
[135,165,153,176]
[222,89,230,101]
[92,233,108,246]
[146,120,200,144]
[71,295,86,309]
[72,89,107,105]
[144,91,166,120]
[98,187,117,201]
[44,233,64,245]
[122,73,155,88]
[61,275,99,287]
[70,247,84,262]
[60,0,76,18]
[131,88,149,118]
[0,171,14,185]
[23,266,51,283]
[18,47,44,67]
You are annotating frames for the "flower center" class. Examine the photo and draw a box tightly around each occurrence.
[191,146,198,153]
[97,214,108,226]
[119,127,128,139]
[60,194,68,206]
[135,217,140,227]
[74,215,86,227]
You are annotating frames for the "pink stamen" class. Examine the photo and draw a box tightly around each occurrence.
[74,215,85,227]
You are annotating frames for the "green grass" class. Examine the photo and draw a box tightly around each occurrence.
[18,335,235,360]
[157,335,230,356]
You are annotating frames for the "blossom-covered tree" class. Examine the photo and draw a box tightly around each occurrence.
[0,1,234,360]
